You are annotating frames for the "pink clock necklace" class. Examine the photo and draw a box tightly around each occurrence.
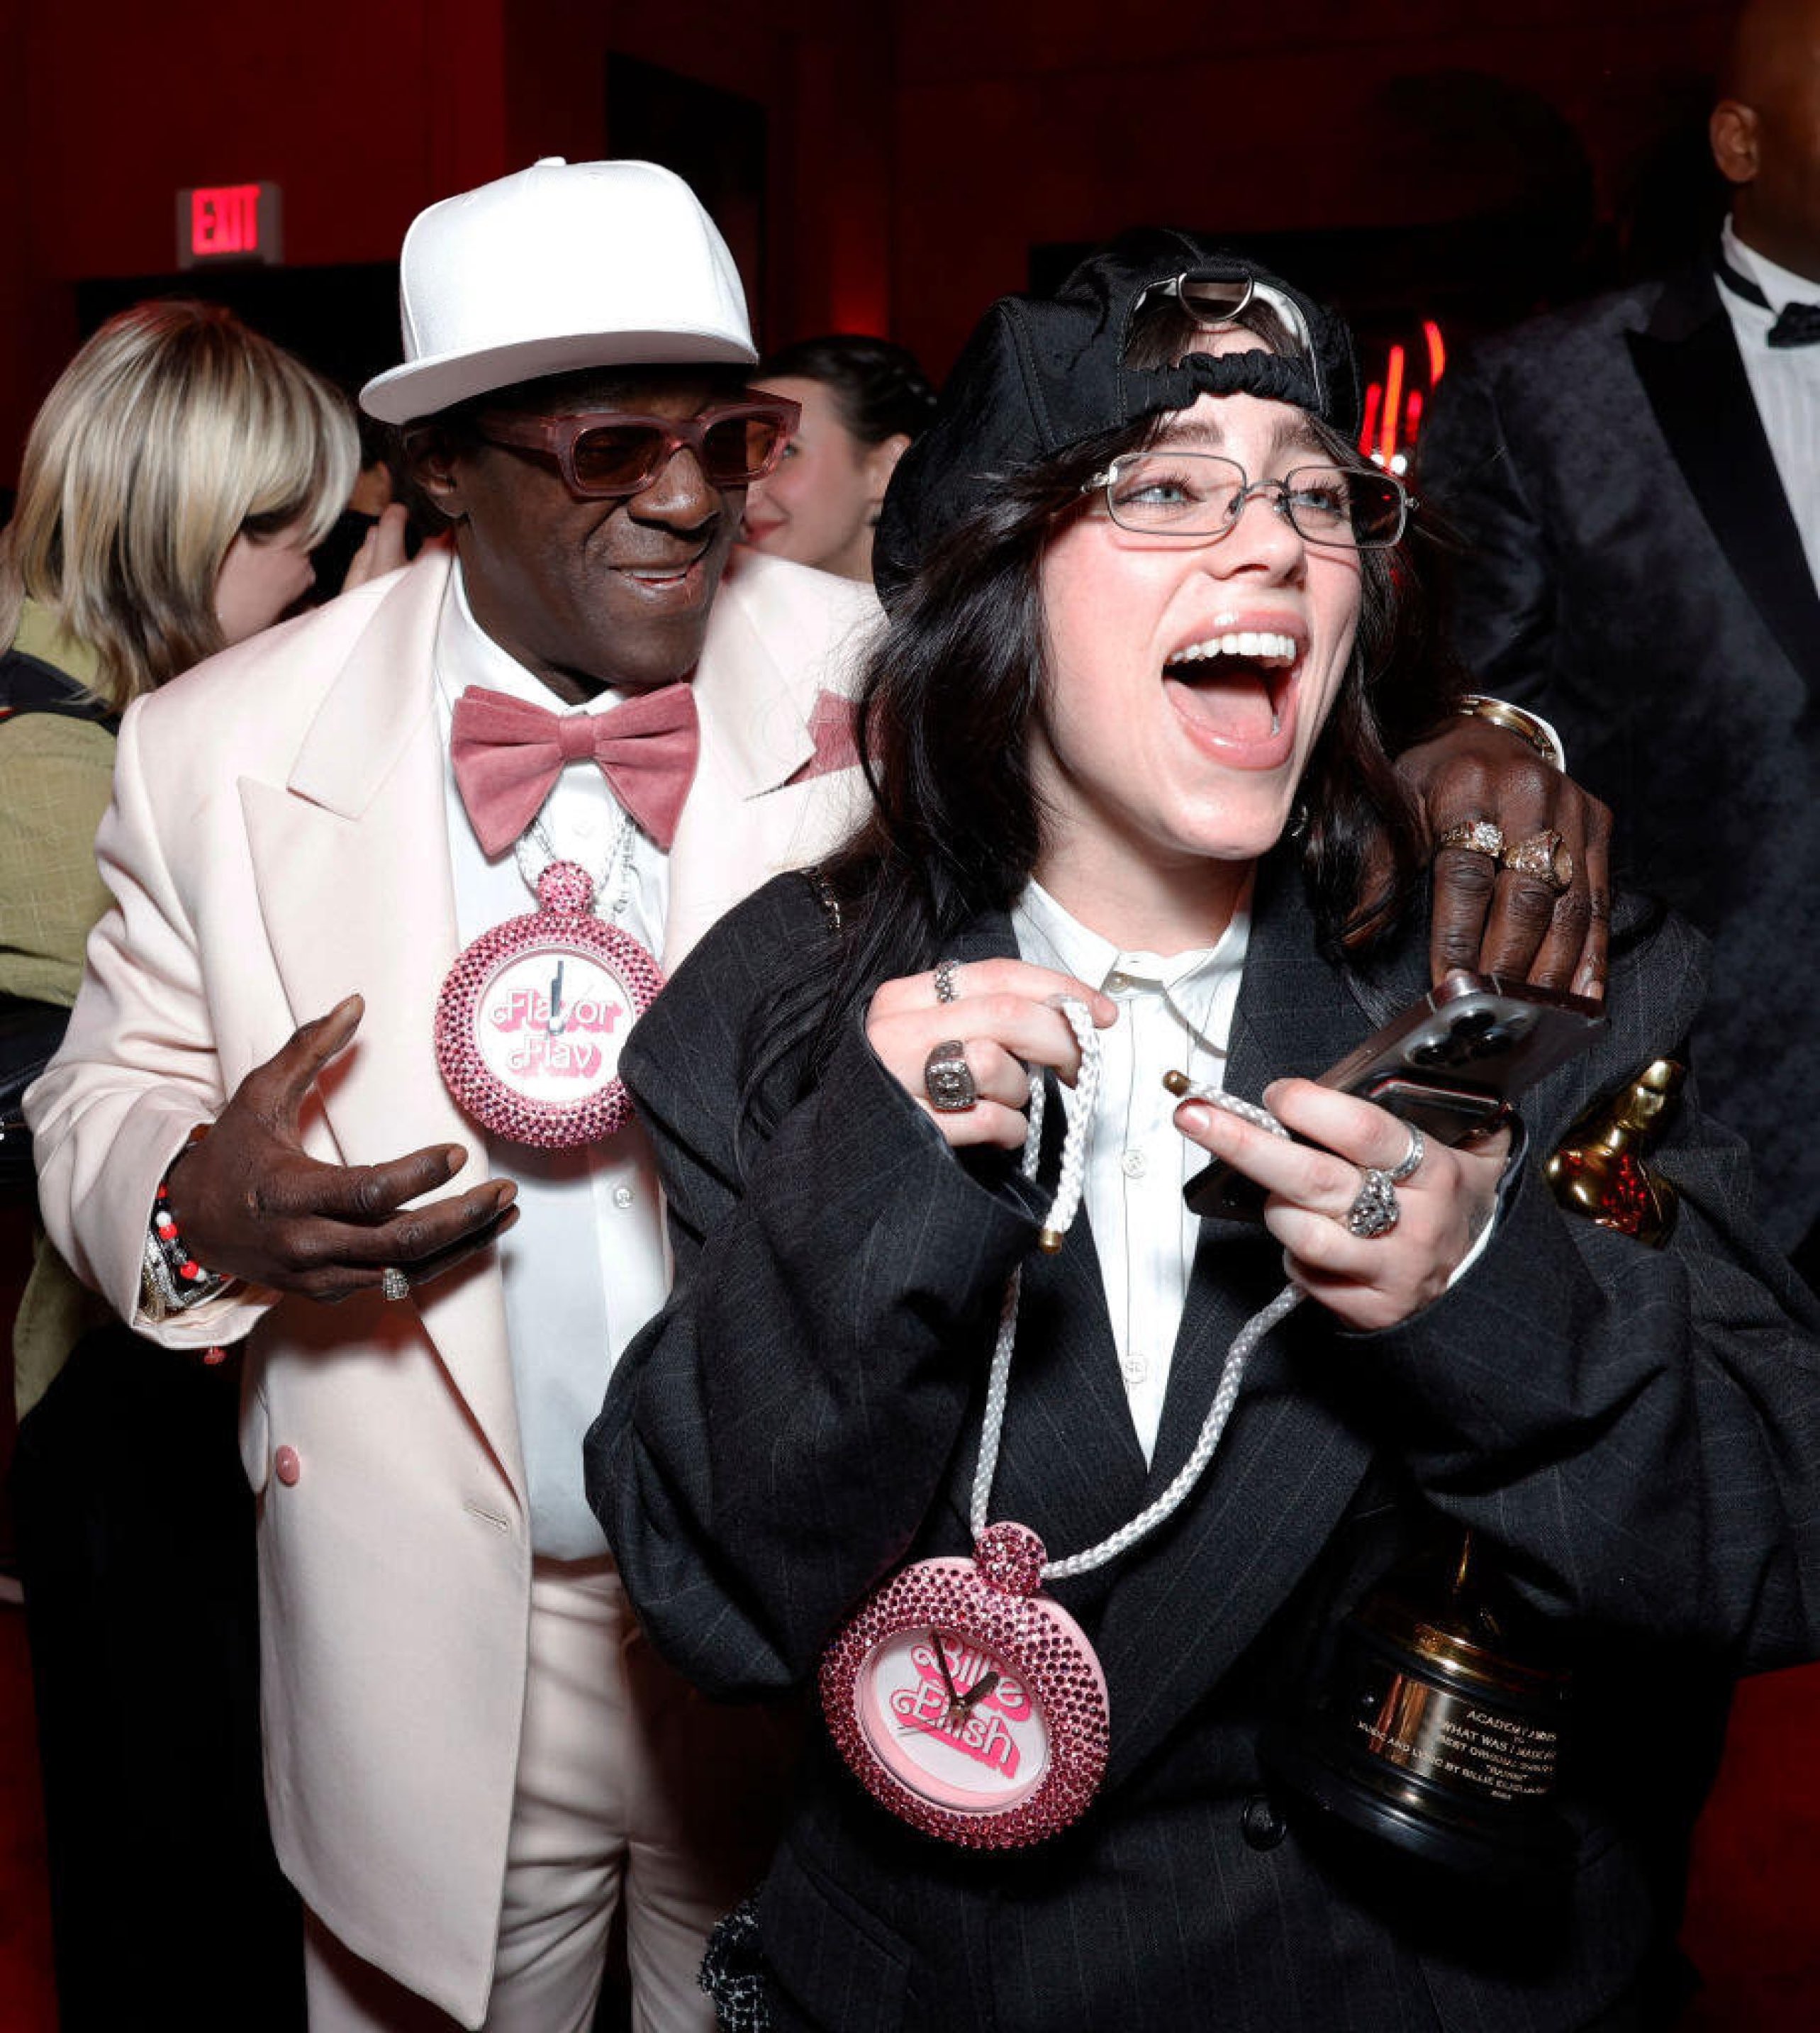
[434,800,666,1149]
[821,998,1305,1849]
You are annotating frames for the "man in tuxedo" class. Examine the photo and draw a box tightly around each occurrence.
[1421,0,1820,1267]
[27,157,877,2032]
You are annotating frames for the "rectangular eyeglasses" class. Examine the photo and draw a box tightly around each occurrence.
[472,396,801,498]
[1085,451,1410,550]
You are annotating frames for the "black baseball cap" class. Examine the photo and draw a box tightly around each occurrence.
[874,228,1363,606]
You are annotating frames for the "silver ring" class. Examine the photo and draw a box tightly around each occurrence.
[924,1039,978,1112]
[381,1266,411,1302]
[933,958,961,1005]
[1385,1122,1426,1184]
[1342,1169,1400,1239]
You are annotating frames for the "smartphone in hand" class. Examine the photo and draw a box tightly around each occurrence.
[1182,971,1606,1222]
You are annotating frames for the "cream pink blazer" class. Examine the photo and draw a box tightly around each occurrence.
[28,545,876,2023]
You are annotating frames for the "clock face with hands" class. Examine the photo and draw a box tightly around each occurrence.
[434,866,664,1149]
[821,1550,1110,1849]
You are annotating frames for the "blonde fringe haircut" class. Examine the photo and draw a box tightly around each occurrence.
[0,299,359,713]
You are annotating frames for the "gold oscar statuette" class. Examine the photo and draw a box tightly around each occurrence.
[1546,1058,1685,1246]
[1268,1062,1687,1882]
[1266,1532,1574,1882]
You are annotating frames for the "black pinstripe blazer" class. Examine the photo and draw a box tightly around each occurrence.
[586,853,1820,2033]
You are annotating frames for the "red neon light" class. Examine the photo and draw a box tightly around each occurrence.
[1360,380,1383,460]
[1403,388,1424,450]
[1423,319,1446,386]
[191,184,262,258]
[1379,345,1405,466]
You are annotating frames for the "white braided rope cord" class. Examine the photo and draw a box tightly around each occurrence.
[967,996,1306,1583]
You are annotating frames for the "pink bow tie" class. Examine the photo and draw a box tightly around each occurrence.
[450,684,700,857]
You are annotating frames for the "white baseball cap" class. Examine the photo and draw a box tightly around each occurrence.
[359,157,758,424]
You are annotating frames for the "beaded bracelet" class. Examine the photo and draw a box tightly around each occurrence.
[140,1126,230,1321]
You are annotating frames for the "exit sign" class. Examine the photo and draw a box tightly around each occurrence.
[177,182,283,267]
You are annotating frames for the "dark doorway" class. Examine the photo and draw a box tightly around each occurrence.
[74,262,400,401]
[606,55,767,316]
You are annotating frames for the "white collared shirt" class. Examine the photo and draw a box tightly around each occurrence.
[1013,881,1250,1464]
[1012,879,1493,1465]
[1719,220,1820,591]
[432,561,671,1558]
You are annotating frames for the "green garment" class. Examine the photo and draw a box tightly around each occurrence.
[1,599,112,1006]
[3,601,118,1413]
[11,596,103,687]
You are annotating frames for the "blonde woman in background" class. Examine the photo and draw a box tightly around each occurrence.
[0,298,356,2033]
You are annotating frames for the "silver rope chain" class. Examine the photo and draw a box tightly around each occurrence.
[513,798,637,919]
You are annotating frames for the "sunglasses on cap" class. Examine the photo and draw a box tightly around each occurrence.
[1129,268,1327,409]
[471,396,801,498]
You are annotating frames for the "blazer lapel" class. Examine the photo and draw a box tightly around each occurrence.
[922,873,1390,1780]
[1628,262,1820,702]
[240,552,522,1493]
[922,913,1150,1564]
[1090,862,1388,1783]
[664,557,873,969]
[978,1145,1154,1578]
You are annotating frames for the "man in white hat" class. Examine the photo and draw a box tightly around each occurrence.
[27,159,875,2032]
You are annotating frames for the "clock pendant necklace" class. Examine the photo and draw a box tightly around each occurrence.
[820,998,1305,1849]
[435,801,665,1147]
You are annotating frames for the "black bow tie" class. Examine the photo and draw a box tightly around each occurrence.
[1716,251,1820,347]
[1770,301,1820,348]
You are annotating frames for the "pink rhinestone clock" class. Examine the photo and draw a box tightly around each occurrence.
[434,860,664,1148]
[820,1522,1110,1848]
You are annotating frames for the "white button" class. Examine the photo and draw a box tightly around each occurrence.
[1120,1149,1147,1179]
[1107,971,1134,993]
[1120,1354,1148,1385]
[612,1185,635,1210]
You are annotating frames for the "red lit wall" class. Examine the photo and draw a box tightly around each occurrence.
[0,0,1736,480]
[0,0,890,485]
[0,0,506,480]
[884,0,1734,377]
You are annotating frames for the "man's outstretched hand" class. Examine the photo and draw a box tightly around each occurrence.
[166,996,517,1302]
[1397,719,1613,1000]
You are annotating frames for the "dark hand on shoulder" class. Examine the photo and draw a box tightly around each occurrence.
[167,996,518,1303]
[1396,718,1612,1001]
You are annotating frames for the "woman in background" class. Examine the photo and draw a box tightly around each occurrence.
[740,333,935,581]
[1,297,356,2032]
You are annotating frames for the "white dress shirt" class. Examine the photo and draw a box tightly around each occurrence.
[1013,881,1249,1464]
[1012,879,1494,1465]
[1719,219,1820,591]
[433,562,672,1557]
